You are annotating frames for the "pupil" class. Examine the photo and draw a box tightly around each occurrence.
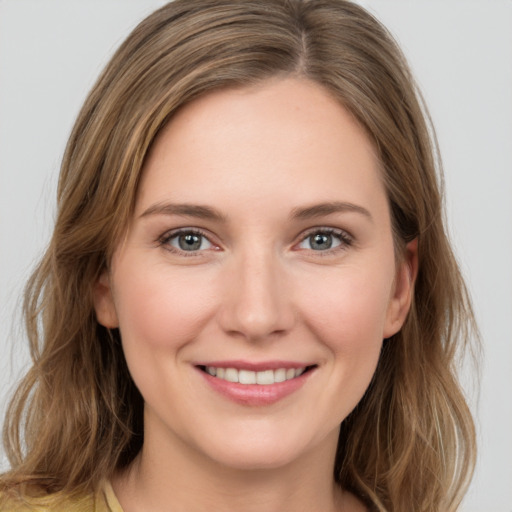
[311,233,332,250]
[179,234,201,251]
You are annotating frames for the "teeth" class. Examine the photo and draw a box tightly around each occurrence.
[204,366,308,385]
[256,369,274,385]
[239,369,256,384]
[274,368,286,383]
[224,368,238,383]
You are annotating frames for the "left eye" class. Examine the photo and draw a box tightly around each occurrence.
[297,230,347,251]
[167,231,213,252]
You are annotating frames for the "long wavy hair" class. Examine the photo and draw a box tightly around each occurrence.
[1,1,477,510]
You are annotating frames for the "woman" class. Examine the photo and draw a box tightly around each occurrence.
[0,1,477,511]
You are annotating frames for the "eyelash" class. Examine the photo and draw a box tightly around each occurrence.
[158,228,216,257]
[157,227,353,256]
[296,227,353,255]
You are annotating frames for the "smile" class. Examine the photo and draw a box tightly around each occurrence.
[201,366,309,385]
[196,363,317,406]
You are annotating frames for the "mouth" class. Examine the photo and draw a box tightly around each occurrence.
[197,365,317,386]
[195,362,317,406]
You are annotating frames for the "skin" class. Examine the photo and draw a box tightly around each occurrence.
[94,77,417,512]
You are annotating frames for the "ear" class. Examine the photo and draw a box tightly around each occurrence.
[93,270,119,328]
[383,239,418,338]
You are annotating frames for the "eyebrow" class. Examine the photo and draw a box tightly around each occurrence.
[140,200,372,223]
[290,201,373,222]
[140,202,227,222]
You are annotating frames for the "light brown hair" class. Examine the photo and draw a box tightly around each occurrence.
[1,1,477,510]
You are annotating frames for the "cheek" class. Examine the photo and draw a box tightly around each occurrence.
[297,265,393,393]
[301,266,393,344]
[113,264,217,353]
[112,264,220,406]
[297,270,391,422]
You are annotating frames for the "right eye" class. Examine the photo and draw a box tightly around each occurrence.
[160,229,214,254]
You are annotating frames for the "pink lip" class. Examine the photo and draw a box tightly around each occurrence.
[195,360,311,371]
[194,362,316,406]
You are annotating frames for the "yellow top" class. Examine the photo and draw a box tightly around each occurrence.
[0,481,123,512]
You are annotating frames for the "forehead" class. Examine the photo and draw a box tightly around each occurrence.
[136,78,385,220]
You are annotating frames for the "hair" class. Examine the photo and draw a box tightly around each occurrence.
[1,1,477,510]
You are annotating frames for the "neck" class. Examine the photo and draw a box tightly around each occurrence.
[112,418,348,512]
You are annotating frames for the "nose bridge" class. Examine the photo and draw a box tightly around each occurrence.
[219,244,294,340]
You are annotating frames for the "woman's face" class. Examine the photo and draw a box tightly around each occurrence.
[95,78,415,471]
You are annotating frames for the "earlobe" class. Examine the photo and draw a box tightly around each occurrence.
[383,238,418,338]
[93,270,119,328]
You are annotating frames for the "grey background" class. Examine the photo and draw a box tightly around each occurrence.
[1,1,511,510]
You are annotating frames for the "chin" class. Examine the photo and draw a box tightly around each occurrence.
[193,424,331,472]
[206,445,301,472]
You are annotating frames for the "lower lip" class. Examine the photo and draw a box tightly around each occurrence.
[197,368,313,406]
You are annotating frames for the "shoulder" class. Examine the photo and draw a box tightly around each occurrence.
[0,483,120,512]
[0,492,90,511]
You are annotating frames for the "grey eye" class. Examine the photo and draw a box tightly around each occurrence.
[170,232,212,251]
[310,233,333,250]
[298,231,343,251]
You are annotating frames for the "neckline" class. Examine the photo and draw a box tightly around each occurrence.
[101,480,124,512]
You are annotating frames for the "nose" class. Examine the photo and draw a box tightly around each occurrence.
[217,249,296,342]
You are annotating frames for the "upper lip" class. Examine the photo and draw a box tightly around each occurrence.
[194,360,315,371]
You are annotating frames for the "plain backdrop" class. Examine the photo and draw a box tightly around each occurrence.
[0,1,511,510]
